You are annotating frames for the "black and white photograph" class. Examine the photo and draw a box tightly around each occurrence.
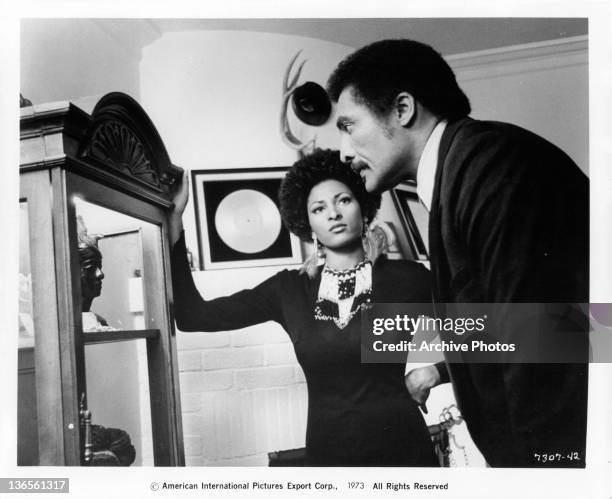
[2,4,612,498]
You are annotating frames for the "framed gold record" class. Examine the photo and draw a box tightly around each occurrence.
[192,168,302,270]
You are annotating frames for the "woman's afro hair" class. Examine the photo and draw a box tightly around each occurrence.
[279,149,381,242]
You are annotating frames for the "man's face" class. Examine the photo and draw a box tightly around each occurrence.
[336,87,410,193]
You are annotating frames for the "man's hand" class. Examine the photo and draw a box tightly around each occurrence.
[404,365,441,413]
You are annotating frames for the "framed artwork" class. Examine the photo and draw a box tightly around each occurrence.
[191,168,302,270]
[391,181,429,261]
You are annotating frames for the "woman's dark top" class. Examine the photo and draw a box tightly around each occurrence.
[171,234,438,466]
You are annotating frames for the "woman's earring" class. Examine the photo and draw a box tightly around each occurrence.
[314,234,325,259]
[301,232,324,277]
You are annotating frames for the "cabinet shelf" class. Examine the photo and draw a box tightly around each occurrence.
[83,329,160,345]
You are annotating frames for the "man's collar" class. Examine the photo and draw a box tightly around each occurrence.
[416,120,447,211]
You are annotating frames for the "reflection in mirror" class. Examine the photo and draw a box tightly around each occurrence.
[74,199,149,332]
[85,340,154,466]
[77,215,113,332]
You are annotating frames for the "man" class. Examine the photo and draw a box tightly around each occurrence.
[327,39,588,467]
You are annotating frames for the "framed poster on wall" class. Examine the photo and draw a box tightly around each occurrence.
[191,168,302,270]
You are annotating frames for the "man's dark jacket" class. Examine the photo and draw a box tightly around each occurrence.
[429,118,588,467]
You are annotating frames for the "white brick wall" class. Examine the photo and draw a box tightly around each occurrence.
[176,310,308,466]
[178,350,202,371]
[230,324,288,347]
[234,366,296,390]
[202,347,264,371]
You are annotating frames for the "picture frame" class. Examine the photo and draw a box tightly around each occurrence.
[191,168,302,270]
[390,181,429,261]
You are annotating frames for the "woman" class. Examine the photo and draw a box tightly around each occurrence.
[169,149,437,466]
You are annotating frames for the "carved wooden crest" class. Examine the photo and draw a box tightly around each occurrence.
[80,93,181,195]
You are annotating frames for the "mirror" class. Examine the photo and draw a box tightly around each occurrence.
[74,199,153,332]
[74,198,162,466]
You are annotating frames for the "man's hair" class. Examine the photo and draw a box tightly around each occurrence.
[327,39,471,120]
[279,149,381,242]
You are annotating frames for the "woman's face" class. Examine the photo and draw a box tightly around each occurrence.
[307,179,363,250]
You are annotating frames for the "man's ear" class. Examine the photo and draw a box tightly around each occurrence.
[395,92,416,127]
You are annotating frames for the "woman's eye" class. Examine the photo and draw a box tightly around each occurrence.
[339,197,352,204]
[312,206,324,214]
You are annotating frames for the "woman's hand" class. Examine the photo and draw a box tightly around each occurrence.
[169,171,189,246]
[172,170,190,216]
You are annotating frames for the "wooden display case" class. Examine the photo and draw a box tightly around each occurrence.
[18,93,185,466]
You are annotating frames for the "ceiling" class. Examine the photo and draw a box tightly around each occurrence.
[19,17,589,107]
[149,18,588,54]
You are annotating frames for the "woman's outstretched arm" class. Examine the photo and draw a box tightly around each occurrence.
[169,171,285,332]
[170,232,285,332]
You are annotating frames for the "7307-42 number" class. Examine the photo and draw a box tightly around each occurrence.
[533,452,580,463]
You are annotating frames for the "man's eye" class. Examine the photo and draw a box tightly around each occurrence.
[339,122,353,134]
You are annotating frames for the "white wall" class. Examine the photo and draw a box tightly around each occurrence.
[450,36,588,172]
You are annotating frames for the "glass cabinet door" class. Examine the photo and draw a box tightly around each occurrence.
[72,198,175,466]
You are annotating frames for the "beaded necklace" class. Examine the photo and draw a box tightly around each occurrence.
[314,258,372,329]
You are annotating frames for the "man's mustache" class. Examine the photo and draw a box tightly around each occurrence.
[349,160,369,173]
